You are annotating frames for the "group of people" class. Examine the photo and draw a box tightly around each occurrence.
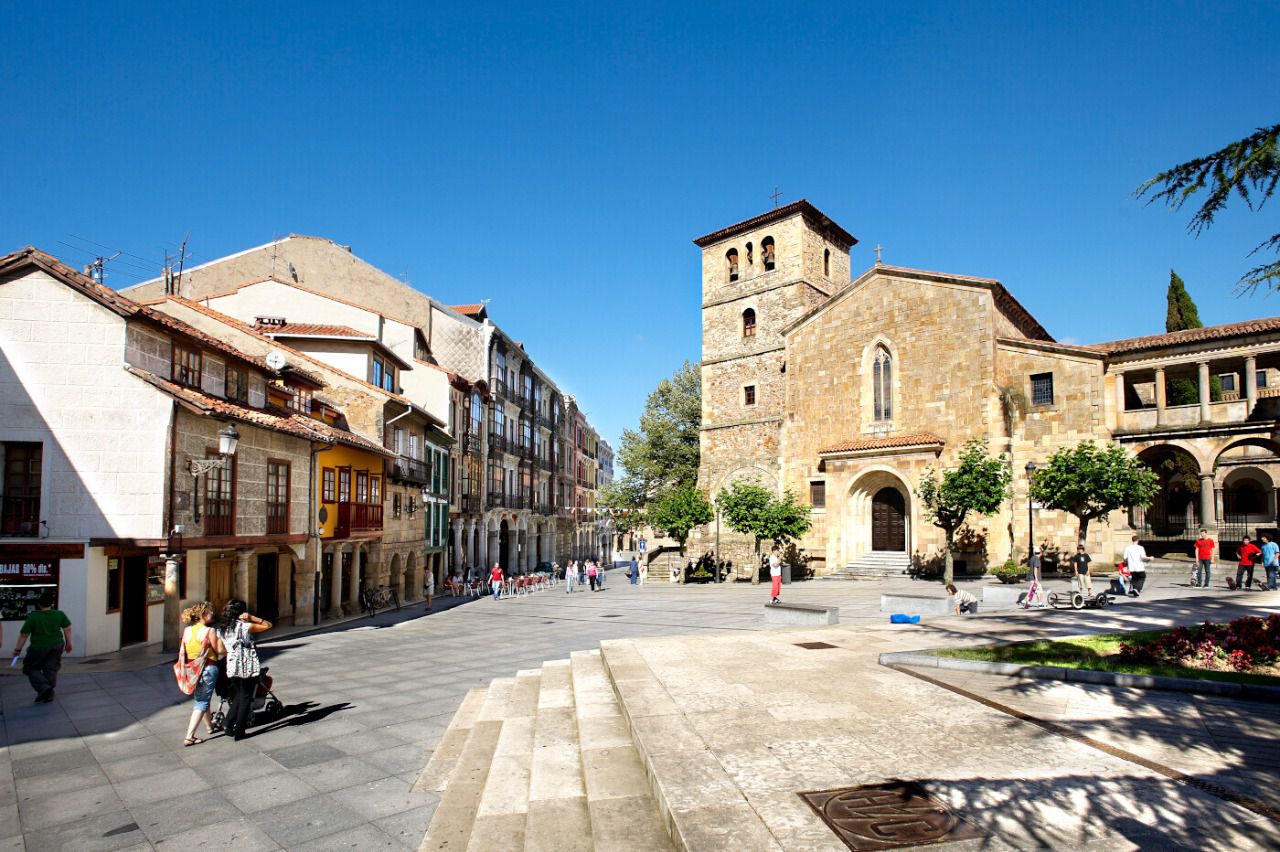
[178,598,271,746]
[1213,530,1280,591]
[559,559,607,592]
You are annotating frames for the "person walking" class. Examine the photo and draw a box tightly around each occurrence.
[179,602,223,747]
[596,559,605,588]
[588,561,598,591]
[768,545,783,604]
[1028,546,1045,607]
[1235,536,1262,591]
[1071,545,1093,596]
[1122,535,1151,596]
[12,591,72,703]
[639,557,647,586]
[215,599,270,741]
[424,566,435,610]
[629,556,638,585]
[1261,534,1279,591]
[565,561,576,593]
[490,563,504,600]
[1193,529,1215,588]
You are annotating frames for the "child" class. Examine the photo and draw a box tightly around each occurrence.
[946,584,978,615]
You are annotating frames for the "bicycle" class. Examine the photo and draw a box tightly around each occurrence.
[359,587,378,618]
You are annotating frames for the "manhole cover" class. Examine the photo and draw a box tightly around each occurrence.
[795,641,837,650]
[798,780,988,851]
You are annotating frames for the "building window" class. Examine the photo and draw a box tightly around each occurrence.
[742,308,757,338]
[288,385,312,414]
[762,236,776,271]
[1030,372,1054,406]
[203,453,234,536]
[810,480,826,509]
[495,350,507,391]
[745,241,753,267]
[392,492,401,519]
[1220,374,1237,392]
[322,468,336,503]
[372,356,395,392]
[226,367,249,403]
[726,248,739,282]
[1259,370,1270,389]
[823,248,830,277]
[872,346,892,422]
[266,460,289,535]
[744,385,756,406]
[339,468,351,502]
[172,344,202,388]
[1,442,42,537]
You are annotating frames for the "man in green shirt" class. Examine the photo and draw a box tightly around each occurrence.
[13,591,72,703]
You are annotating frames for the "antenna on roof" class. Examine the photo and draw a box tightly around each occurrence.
[85,251,122,285]
[174,236,189,297]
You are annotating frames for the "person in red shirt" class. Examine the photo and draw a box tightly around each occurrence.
[490,563,504,600]
[1193,529,1215,588]
[1234,536,1262,591]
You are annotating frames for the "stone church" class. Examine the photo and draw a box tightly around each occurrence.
[691,200,1280,577]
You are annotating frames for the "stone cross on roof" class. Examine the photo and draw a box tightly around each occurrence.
[875,244,884,265]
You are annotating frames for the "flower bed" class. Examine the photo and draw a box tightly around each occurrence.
[1118,615,1280,674]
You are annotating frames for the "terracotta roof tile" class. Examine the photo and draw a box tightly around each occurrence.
[449,303,485,316]
[1094,317,1280,355]
[125,366,392,456]
[818,432,944,455]
[263,322,372,339]
[692,199,857,248]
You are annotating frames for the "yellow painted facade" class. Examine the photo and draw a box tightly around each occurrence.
[315,443,387,540]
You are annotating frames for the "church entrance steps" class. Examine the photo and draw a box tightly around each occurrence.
[417,652,673,851]
[828,551,911,579]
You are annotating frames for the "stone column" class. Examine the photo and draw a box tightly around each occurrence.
[294,559,315,626]
[234,550,251,603]
[465,520,476,570]
[348,544,362,608]
[1197,361,1212,423]
[452,519,465,573]
[1215,487,1225,527]
[1245,355,1258,414]
[524,526,535,573]
[487,527,500,571]
[1114,371,1126,419]
[1154,366,1167,426]
[328,549,344,620]
[1199,473,1216,531]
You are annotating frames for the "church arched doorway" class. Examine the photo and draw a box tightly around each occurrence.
[871,487,906,552]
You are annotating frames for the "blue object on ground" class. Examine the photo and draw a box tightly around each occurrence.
[889,614,921,624]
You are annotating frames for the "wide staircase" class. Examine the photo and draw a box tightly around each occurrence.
[825,550,911,580]
[416,648,675,851]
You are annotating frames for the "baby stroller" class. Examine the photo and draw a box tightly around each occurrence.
[212,666,284,733]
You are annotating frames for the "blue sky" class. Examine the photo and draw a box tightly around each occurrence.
[3,1,1277,452]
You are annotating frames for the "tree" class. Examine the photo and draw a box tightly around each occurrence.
[598,480,647,536]
[646,485,712,554]
[608,362,701,520]
[715,482,812,584]
[1029,441,1159,546]
[1136,123,1280,293]
[916,439,1012,585]
[1163,270,1220,405]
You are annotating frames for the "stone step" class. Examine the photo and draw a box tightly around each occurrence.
[414,687,488,795]
[600,639,781,850]
[526,659,592,851]
[571,650,674,852]
[466,670,543,851]
[420,677,514,851]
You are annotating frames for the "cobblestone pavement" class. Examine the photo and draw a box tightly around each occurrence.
[0,569,1273,850]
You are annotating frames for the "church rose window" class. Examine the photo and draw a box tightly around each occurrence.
[873,347,892,421]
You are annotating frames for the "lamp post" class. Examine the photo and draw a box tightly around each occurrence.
[167,423,240,652]
[1025,460,1037,565]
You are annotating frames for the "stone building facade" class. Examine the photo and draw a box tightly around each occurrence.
[691,202,1280,576]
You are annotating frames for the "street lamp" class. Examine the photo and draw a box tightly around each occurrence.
[1025,460,1037,563]
[190,423,240,522]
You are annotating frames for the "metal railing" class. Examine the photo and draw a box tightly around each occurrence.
[389,455,429,487]
[459,495,481,513]
[266,502,288,536]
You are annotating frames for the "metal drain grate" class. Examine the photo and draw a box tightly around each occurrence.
[795,641,837,649]
[798,781,988,851]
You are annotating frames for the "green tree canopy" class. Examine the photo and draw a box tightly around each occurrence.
[598,480,647,535]
[607,362,701,520]
[646,484,713,553]
[1163,270,1219,405]
[715,482,812,583]
[1137,123,1280,293]
[1029,441,1159,546]
[916,439,1012,584]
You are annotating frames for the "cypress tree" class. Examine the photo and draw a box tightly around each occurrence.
[1163,270,1219,404]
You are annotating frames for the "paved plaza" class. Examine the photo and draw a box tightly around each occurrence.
[0,570,1276,850]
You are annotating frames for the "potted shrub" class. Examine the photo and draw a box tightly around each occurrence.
[992,560,1024,584]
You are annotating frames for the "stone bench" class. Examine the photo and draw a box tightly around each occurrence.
[981,585,1029,608]
[764,602,839,625]
[880,594,955,616]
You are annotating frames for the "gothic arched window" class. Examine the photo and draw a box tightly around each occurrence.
[742,308,756,337]
[823,248,831,277]
[872,346,892,422]
[726,249,739,282]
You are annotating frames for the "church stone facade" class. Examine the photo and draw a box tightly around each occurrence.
[692,200,1280,577]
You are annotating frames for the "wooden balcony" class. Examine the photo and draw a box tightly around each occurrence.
[335,501,382,538]
[389,455,430,487]
[266,502,288,536]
